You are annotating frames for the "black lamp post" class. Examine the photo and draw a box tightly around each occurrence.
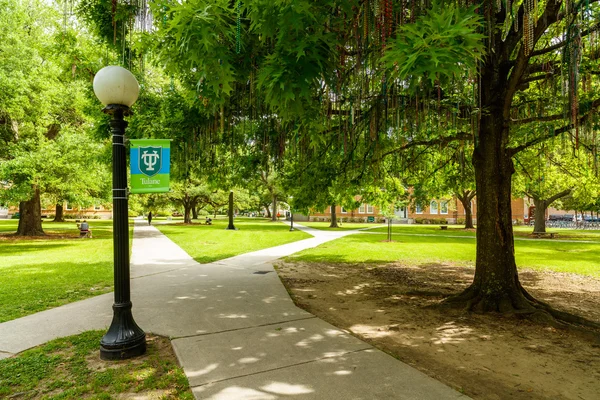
[94,66,146,360]
[289,196,294,231]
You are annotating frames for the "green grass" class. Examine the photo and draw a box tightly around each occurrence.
[363,223,600,242]
[156,217,312,263]
[0,220,120,323]
[285,232,600,277]
[295,221,384,231]
[0,330,193,399]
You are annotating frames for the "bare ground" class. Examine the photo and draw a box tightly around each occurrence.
[275,261,600,400]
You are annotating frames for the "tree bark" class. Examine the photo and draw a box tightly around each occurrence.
[227,191,236,230]
[16,187,45,236]
[264,203,272,218]
[271,194,278,221]
[457,190,475,229]
[329,204,339,228]
[53,203,65,222]
[192,204,199,220]
[533,199,547,233]
[183,205,192,224]
[532,189,571,233]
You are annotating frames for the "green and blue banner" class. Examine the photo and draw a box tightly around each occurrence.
[130,139,171,194]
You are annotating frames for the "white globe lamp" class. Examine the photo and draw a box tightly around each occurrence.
[93,66,140,107]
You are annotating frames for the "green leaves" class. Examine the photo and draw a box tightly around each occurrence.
[383,0,486,89]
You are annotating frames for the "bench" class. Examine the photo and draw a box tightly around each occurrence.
[532,232,557,239]
[440,226,448,230]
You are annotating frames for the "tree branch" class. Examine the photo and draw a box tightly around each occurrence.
[379,132,473,159]
[509,97,600,155]
[546,188,572,205]
[529,23,600,58]
[511,113,565,126]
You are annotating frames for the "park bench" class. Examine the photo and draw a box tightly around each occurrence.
[440,226,448,230]
[532,232,557,239]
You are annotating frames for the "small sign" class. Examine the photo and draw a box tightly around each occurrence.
[130,139,171,194]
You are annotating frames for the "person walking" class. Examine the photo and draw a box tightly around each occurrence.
[148,211,153,225]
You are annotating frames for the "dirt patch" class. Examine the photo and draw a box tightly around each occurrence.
[276,261,600,400]
[85,334,176,373]
[0,233,80,240]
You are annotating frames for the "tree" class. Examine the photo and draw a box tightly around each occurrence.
[142,0,600,326]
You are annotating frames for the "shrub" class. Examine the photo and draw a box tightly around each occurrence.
[415,218,424,224]
[456,218,465,225]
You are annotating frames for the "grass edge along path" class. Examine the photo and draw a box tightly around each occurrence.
[285,232,600,277]
[155,217,312,264]
[0,330,193,399]
[0,220,124,323]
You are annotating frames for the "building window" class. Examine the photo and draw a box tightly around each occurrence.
[416,204,423,214]
[440,201,448,214]
[430,201,438,214]
[94,205,101,211]
[341,207,348,214]
[359,204,365,213]
[65,203,73,211]
[367,204,374,213]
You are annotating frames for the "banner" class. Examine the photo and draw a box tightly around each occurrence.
[130,139,171,194]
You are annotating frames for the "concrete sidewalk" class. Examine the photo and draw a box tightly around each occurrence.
[0,220,468,399]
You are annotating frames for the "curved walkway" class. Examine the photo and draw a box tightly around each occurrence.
[0,220,468,399]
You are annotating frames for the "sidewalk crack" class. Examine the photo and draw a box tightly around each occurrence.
[170,316,317,340]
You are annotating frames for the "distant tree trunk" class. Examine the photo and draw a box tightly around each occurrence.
[16,187,44,236]
[183,205,192,224]
[226,191,236,230]
[456,190,475,229]
[329,204,339,228]
[265,203,272,218]
[532,189,571,233]
[192,205,199,220]
[53,203,65,222]
[271,195,278,221]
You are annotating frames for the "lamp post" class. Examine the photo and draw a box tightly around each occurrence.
[289,196,294,231]
[93,66,146,360]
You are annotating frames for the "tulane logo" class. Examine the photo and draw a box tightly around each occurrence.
[139,146,162,177]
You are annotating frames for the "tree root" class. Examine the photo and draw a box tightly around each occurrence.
[439,284,600,332]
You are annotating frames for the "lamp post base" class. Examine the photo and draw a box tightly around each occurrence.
[100,302,146,360]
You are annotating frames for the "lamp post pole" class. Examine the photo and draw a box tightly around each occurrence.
[94,66,146,360]
[289,196,294,231]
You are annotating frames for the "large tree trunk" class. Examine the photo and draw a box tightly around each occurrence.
[264,204,272,218]
[271,194,278,221]
[226,191,236,230]
[53,203,65,222]
[192,204,199,220]
[445,50,530,312]
[329,204,339,228]
[457,191,475,229]
[16,187,45,236]
[532,199,547,233]
[532,189,571,233]
[183,205,192,223]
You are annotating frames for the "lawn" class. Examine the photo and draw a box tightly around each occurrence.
[0,220,119,323]
[0,330,192,399]
[294,221,384,231]
[327,222,600,242]
[156,217,312,263]
[285,232,600,277]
